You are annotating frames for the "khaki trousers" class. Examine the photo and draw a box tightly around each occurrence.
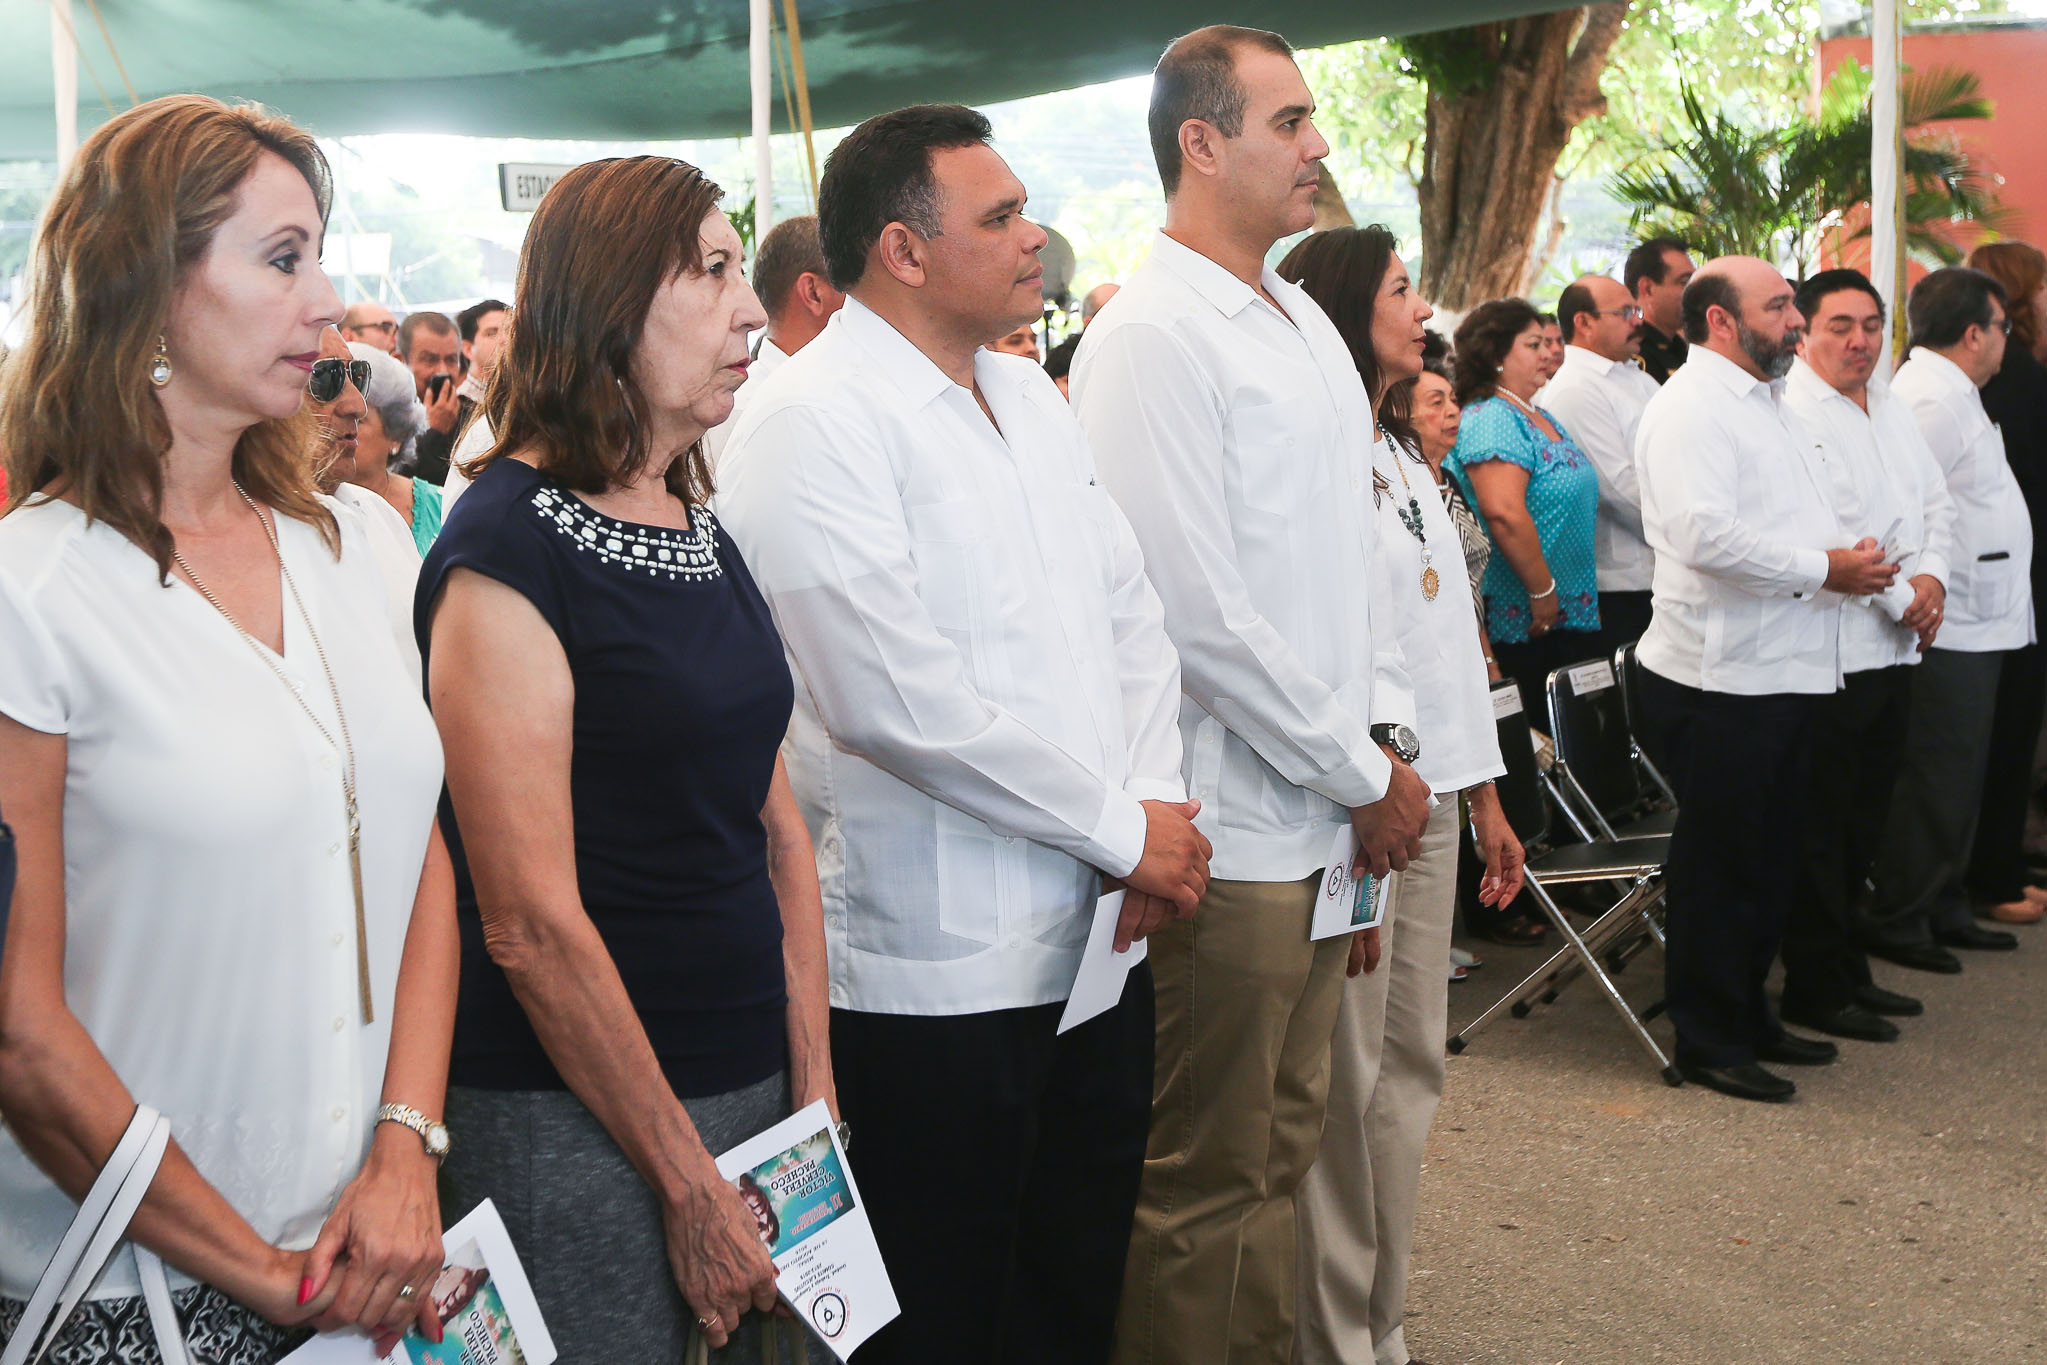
[1294,813,1460,1365]
[1113,872,1350,1365]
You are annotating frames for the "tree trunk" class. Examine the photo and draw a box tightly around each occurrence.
[1414,3,1628,310]
[1312,163,1356,232]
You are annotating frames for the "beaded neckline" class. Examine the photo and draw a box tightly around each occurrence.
[528,484,724,582]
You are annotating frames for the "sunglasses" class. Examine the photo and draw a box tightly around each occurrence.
[308,357,372,403]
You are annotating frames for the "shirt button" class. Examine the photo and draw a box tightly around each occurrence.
[331,933,345,947]
[332,1017,345,1033]
[331,1107,346,1122]
[327,842,342,857]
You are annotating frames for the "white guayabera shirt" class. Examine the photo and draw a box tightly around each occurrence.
[1539,345,1663,593]
[1890,348,2036,653]
[1782,357,1957,674]
[1071,230,1411,885]
[0,497,442,1302]
[717,298,1186,1017]
[1635,345,1848,696]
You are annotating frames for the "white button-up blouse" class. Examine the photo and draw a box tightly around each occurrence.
[717,299,1186,1017]
[1072,232,1409,884]
[1890,349,2036,653]
[0,496,443,1301]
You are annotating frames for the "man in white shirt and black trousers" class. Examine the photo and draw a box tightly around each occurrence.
[1633,256,1901,1103]
[717,105,1211,1364]
[1072,26,1429,1361]
[1865,268,2034,970]
[1779,268,1956,1041]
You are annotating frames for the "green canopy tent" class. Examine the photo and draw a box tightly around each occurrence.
[18,0,1568,158]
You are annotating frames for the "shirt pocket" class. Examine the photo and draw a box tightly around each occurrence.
[903,495,993,636]
[1960,551,2024,625]
[1228,401,1333,519]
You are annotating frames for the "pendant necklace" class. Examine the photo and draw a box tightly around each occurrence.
[1379,424,1439,601]
[172,485,375,1024]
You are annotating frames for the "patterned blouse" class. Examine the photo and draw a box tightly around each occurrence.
[1445,395,1602,645]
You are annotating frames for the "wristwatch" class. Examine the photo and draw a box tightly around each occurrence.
[376,1103,452,1162]
[1370,723,1421,764]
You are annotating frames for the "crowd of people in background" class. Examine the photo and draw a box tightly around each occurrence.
[1,18,2044,1365]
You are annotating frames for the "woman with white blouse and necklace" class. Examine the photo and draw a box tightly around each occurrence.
[0,96,457,1363]
[1277,225,1527,1365]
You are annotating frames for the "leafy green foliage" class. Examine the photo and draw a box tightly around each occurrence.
[1609,60,2003,270]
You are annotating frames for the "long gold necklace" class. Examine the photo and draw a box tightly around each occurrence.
[171,485,374,1024]
[1380,426,1440,601]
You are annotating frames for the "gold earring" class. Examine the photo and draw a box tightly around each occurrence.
[149,335,172,388]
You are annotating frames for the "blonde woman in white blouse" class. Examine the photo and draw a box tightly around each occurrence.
[0,97,456,1364]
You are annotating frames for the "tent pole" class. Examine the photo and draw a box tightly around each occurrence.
[1870,0,1903,370]
[750,0,774,244]
[51,0,78,171]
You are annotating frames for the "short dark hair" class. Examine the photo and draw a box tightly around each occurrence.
[1451,297,1541,405]
[1680,271,1743,345]
[1149,25,1294,198]
[1794,269,1883,327]
[818,104,993,291]
[752,214,827,317]
[1907,266,2008,351]
[456,297,509,343]
[398,309,456,356]
[1624,236,1691,295]
[1044,333,1080,382]
[1556,282,1597,343]
[1420,327,1451,378]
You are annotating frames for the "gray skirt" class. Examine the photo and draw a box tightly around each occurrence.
[441,1073,831,1365]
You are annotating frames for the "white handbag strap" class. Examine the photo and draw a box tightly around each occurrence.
[2,1105,189,1365]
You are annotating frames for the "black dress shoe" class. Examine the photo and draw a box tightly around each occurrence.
[1780,1003,1901,1043]
[1679,1062,1796,1102]
[1865,941,1963,974]
[1937,922,2019,951]
[1854,983,1924,1016]
[1757,1032,1839,1066]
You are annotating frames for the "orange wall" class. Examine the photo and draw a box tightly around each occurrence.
[1819,24,2047,267]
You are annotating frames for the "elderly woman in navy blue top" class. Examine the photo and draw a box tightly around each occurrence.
[417,157,835,1362]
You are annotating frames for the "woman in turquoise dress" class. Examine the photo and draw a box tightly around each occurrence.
[1444,297,1602,726]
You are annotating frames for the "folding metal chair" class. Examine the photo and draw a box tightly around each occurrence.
[1448,679,1683,1085]
[1614,641,1679,804]
[1547,656,1676,840]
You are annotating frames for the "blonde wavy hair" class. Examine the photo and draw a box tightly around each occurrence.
[0,94,339,575]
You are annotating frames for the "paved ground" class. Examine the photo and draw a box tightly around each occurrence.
[1403,919,2047,1363]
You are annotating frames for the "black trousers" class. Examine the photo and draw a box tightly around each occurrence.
[1636,669,1817,1068]
[1595,589,1655,659]
[834,966,1154,1365]
[1867,648,2006,949]
[1967,642,2046,904]
[1492,626,1606,733]
[1782,667,1910,1015]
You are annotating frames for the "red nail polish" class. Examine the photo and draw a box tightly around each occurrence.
[297,1276,314,1306]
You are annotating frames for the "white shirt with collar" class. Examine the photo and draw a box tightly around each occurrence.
[1071,230,1411,884]
[1635,345,1846,695]
[716,297,1185,1017]
[1538,345,1663,591]
[1890,348,2036,652]
[1781,357,1957,673]
[704,335,794,470]
[1371,433,1506,795]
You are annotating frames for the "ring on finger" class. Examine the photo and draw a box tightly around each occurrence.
[397,1285,417,1302]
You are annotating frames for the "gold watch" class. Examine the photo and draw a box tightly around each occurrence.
[376,1103,451,1161]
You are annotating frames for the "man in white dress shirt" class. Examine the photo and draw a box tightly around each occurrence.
[1542,273,1663,647]
[1780,269,1955,1040]
[1071,27,1429,1361]
[1867,267,2033,970]
[703,213,844,468]
[717,104,1210,1365]
[1633,256,1899,1103]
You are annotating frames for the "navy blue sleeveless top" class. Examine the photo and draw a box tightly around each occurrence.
[417,458,793,1098]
